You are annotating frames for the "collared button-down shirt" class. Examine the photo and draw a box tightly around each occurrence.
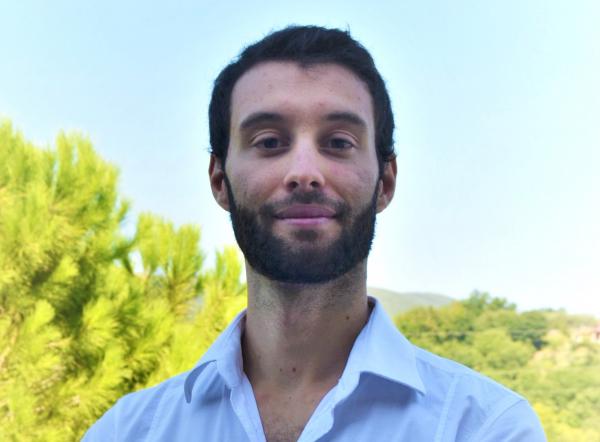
[83,298,546,441]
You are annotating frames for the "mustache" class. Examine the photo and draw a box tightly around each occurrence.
[259,191,349,218]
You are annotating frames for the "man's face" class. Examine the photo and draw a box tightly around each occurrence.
[210,61,395,283]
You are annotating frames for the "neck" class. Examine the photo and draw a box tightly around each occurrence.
[242,261,370,391]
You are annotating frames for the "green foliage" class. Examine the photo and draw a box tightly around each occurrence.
[0,121,246,441]
[396,292,600,441]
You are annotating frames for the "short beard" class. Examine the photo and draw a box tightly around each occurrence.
[224,174,378,284]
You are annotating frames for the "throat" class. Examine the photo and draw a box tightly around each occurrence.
[253,382,335,442]
[242,293,369,388]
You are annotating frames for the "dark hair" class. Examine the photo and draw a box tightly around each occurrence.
[209,25,395,170]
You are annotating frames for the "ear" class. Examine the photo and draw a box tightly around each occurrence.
[376,158,397,213]
[208,155,230,212]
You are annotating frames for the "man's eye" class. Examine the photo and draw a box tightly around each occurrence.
[327,138,354,150]
[253,137,283,149]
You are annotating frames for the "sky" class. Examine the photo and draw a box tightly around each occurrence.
[1,1,599,315]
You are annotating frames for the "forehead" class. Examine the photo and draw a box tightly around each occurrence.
[230,61,374,129]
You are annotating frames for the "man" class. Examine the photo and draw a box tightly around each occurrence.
[84,26,546,441]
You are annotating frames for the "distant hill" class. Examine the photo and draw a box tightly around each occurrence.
[368,287,454,319]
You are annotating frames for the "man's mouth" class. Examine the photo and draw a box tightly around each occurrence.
[274,205,336,226]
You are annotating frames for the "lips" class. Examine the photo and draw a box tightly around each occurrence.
[274,205,336,219]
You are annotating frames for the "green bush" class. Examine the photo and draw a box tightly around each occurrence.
[0,122,246,441]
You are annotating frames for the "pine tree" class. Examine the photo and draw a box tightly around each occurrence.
[0,121,246,441]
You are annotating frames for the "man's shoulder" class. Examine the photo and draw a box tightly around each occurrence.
[82,371,190,441]
[408,345,546,441]
[412,344,521,402]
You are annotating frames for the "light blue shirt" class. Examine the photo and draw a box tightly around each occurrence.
[83,298,546,441]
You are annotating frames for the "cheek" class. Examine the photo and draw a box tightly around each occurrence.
[327,161,378,199]
[227,164,279,203]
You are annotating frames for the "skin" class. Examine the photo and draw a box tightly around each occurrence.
[209,61,397,442]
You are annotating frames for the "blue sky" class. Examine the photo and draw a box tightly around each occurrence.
[1,1,599,314]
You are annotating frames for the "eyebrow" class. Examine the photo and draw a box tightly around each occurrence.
[238,110,368,131]
[325,111,367,128]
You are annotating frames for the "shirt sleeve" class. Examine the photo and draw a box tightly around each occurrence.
[80,384,166,441]
[474,400,547,442]
[81,405,117,442]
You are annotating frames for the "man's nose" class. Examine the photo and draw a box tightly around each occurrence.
[282,139,326,191]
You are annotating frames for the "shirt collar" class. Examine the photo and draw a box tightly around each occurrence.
[341,297,426,394]
[184,311,246,403]
[184,296,426,403]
